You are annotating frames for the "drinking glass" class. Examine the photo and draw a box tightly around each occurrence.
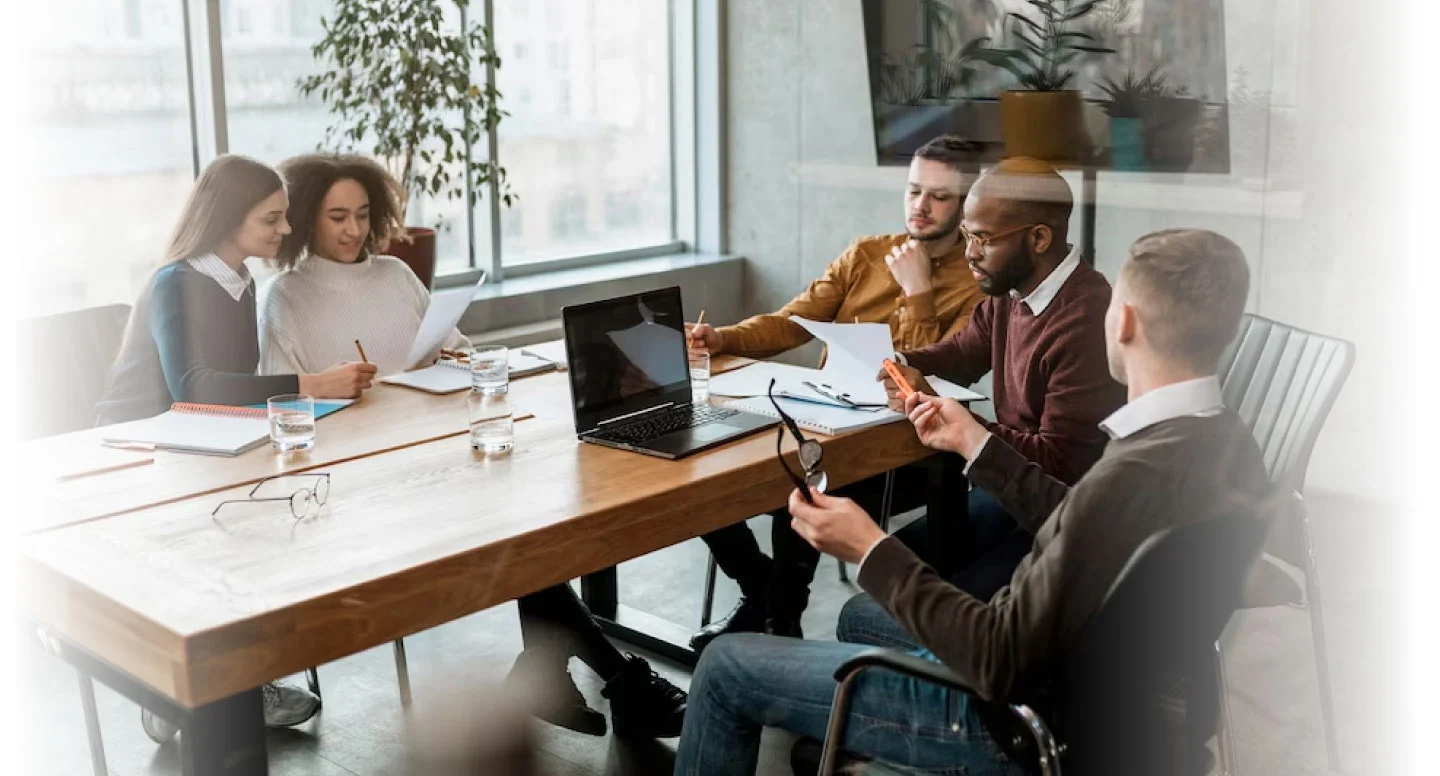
[470,345,509,395]
[468,390,514,454]
[268,394,316,452]
[688,349,711,403]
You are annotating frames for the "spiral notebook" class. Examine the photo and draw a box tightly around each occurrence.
[725,396,905,436]
[101,403,273,457]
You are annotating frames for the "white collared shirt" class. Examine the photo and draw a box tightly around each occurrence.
[187,253,252,302]
[1010,245,1081,316]
[1099,376,1224,440]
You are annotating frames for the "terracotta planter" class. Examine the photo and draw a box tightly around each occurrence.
[383,227,437,288]
[998,90,1085,164]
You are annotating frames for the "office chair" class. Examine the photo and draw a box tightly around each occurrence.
[16,303,131,438]
[806,506,1272,776]
[1214,314,1354,774]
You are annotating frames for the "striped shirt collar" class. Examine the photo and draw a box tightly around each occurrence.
[1010,245,1081,316]
[1099,376,1224,440]
[186,253,252,302]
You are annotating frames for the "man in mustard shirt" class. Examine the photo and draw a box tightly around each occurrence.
[687,134,985,650]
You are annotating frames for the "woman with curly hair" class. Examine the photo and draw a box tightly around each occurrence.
[258,154,470,377]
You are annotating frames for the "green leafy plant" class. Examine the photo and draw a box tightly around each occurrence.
[974,0,1117,91]
[874,0,995,105]
[1097,64,1177,118]
[297,0,513,227]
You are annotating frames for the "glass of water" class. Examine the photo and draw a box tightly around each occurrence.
[470,345,509,395]
[267,394,316,452]
[688,349,711,403]
[468,390,514,454]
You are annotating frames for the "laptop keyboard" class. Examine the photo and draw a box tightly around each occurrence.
[593,404,740,445]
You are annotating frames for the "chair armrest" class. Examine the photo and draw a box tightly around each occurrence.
[833,647,973,693]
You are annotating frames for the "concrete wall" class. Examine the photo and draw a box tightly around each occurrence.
[723,0,1401,503]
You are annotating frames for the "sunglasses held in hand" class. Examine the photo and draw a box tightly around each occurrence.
[767,379,827,505]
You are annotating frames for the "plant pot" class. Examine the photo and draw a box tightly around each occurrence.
[1108,117,1147,171]
[383,227,437,288]
[1139,97,1203,172]
[998,90,1085,164]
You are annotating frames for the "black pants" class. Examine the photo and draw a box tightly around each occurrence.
[515,584,628,679]
[700,466,930,622]
[702,468,1032,620]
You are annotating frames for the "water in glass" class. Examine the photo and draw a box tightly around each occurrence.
[471,345,509,395]
[468,390,514,454]
[688,350,711,403]
[267,394,316,452]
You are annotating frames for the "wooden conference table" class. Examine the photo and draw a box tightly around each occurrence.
[17,354,964,775]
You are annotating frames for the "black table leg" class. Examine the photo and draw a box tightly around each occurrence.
[583,566,699,667]
[1081,167,1098,265]
[181,688,267,776]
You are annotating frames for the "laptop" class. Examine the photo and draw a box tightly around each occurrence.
[562,287,777,459]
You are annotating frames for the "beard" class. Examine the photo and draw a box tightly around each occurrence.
[973,249,1036,297]
[906,210,961,243]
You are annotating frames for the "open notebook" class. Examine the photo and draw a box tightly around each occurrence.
[101,403,273,457]
[101,400,354,457]
[725,396,905,436]
[380,350,560,395]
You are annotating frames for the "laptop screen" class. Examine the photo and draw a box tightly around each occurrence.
[563,287,693,432]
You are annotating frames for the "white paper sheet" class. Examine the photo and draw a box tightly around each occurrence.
[790,317,895,405]
[708,362,823,398]
[404,273,486,369]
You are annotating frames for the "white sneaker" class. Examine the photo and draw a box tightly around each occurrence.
[140,708,179,743]
[262,680,321,728]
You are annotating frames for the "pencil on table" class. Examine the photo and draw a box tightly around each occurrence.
[354,339,369,364]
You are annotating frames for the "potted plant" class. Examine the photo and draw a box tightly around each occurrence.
[1097,65,1172,170]
[298,0,513,287]
[974,0,1115,163]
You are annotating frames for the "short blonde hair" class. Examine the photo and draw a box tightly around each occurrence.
[1121,229,1250,371]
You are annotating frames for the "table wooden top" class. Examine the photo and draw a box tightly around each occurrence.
[21,373,563,533]
[19,354,932,708]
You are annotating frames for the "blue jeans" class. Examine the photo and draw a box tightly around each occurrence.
[674,615,1028,775]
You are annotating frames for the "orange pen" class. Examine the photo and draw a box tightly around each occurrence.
[881,358,915,400]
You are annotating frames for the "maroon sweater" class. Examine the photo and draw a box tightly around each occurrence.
[902,261,1125,484]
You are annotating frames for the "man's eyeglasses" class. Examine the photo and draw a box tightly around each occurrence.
[768,379,827,505]
[212,473,331,520]
[959,223,1041,250]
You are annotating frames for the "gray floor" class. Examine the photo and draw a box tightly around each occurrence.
[19,489,1397,775]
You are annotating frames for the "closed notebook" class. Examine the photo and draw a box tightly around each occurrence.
[101,403,273,457]
[725,396,905,436]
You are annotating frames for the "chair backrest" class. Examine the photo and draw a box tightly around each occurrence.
[1050,504,1273,775]
[1217,314,1355,493]
[15,303,133,439]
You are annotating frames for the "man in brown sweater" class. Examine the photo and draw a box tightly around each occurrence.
[689,135,987,649]
[873,158,1127,602]
[673,229,1270,776]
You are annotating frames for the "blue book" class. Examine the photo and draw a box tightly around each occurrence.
[245,399,355,420]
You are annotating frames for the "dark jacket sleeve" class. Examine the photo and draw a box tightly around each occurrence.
[857,464,1127,703]
[900,297,994,386]
[149,267,298,406]
[966,434,1074,537]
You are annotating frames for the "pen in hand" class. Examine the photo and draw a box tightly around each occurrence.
[354,339,369,364]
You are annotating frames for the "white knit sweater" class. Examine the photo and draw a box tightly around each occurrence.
[258,255,471,377]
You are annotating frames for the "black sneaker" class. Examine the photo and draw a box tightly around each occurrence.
[505,649,607,737]
[601,654,687,739]
[689,597,766,653]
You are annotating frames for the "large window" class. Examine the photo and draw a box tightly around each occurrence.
[26,0,196,317]
[25,0,682,317]
[494,0,674,268]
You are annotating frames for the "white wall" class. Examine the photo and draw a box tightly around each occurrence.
[724,0,1402,504]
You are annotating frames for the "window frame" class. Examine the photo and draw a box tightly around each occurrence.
[185,0,716,288]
